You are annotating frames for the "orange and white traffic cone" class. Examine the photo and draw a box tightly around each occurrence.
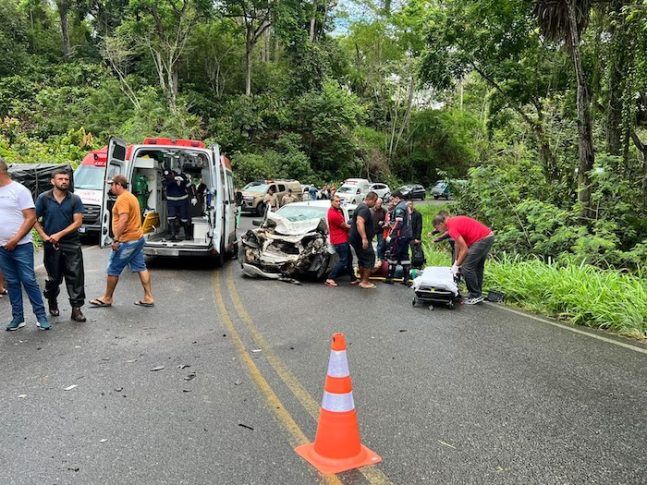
[295,333,381,474]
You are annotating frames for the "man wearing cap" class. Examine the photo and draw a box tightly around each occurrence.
[90,174,154,308]
[384,191,413,285]
[432,213,494,305]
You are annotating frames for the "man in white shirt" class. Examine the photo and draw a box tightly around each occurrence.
[0,158,50,331]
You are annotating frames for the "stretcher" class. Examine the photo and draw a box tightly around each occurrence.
[411,266,460,309]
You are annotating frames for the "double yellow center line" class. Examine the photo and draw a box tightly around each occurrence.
[213,265,391,485]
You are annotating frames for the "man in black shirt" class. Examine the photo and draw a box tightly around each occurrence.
[34,169,86,322]
[349,191,378,289]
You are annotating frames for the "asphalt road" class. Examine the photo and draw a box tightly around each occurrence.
[1,216,646,485]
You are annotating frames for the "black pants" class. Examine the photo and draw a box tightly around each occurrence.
[43,241,85,307]
[462,235,495,298]
[387,237,411,279]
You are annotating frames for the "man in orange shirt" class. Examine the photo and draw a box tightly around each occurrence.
[89,175,154,308]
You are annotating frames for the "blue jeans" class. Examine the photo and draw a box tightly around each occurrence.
[328,242,355,281]
[376,232,386,260]
[0,243,47,321]
[107,237,147,276]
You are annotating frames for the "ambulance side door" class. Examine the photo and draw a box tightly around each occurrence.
[100,137,129,248]
[209,144,224,253]
[222,161,236,248]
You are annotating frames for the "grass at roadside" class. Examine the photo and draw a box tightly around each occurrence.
[416,204,647,339]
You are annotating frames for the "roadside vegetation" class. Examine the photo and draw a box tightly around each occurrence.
[1,1,646,338]
[419,204,647,339]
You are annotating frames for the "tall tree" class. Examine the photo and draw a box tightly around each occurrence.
[534,0,594,219]
[219,0,274,95]
[55,0,71,58]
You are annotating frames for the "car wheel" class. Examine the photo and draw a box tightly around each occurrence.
[256,202,266,217]
[433,195,439,200]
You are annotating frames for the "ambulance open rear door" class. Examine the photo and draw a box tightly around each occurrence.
[100,137,129,248]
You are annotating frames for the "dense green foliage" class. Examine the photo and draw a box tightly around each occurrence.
[1,0,646,332]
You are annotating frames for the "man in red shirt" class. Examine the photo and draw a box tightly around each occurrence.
[325,195,357,287]
[432,213,495,304]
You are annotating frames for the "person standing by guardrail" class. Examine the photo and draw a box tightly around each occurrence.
[0,158,50,331]
[34,169,86,322]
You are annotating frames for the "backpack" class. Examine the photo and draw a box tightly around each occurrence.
[411,243,426,269]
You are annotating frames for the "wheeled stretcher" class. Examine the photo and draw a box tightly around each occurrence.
[411,266,460,309]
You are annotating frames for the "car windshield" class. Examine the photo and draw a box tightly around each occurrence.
[399,185,413,191]
[433,182,447,189]
[74,165,105,190]
[243,181,263,190]
[337,186,355,194]
[276,204,328,222]
[246,184,270,193]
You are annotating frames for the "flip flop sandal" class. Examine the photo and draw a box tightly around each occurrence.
[89,298,112,307]
[324,280,338,288]
[134,300,155,308]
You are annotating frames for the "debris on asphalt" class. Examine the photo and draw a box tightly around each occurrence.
[399,329,407,333]
[150,365,165,371]
[114,387,124,392]
[100,439,108,443]
[222,334,227,337]
[238,423,254,431]
[183,389,192,393]
[250,349,262,353]
[184,372,196,381]
[67,466,80,472]
[64,385,77,391]
[437,440,456,449]
[234,380,241,386]
[289,346,294,350]
[125,359,137,363]
[177,364,191,369]
[18,394,27,399]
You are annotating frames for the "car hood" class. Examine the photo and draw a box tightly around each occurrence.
[265,212,324,236]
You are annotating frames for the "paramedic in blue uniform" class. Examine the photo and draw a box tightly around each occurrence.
[163,168,196,240]
[384,191,413,285]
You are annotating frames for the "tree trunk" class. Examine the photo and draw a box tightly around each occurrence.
[631,132,647,203]
[309,1,317,42]
[57,0,71,59]
[245,34,252,96]
[606,0,629,156]
[567,0,595,220]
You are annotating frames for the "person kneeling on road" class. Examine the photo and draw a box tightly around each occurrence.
[432,213,494,305]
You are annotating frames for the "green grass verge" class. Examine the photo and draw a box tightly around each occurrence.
[417,204,647,340]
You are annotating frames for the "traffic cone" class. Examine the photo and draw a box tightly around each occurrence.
[295,333,381,474]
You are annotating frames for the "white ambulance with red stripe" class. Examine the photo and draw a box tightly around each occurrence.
[99,137,237,264]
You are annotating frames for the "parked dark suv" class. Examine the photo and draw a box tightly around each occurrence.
[398,184,426,200]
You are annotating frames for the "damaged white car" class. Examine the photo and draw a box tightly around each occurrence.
[239,201,355,281]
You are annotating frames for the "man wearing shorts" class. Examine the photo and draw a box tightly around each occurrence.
[90,175,154,308]
[349,191,378,289]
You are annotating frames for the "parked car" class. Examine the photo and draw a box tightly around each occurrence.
[337,179,372,204]
[431,179,468,200]
[396,184,426,200]
[240,200,356,281]
[431,180,450,199]
[241,179,303,215]
[368,183,390,199]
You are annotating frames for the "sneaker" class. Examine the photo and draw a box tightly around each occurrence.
[6,318,26,331]
[464,296,484,305]
[36,318,51,330]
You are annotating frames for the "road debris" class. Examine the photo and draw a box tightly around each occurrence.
[64,385,77,391]
[184,372,196,381]
[438,440,456,449]
[177,364,191,369]
[150,365,165,372]
[18,394,27,399]
[238,423,254,431]
[250,349,262,353]
[100,439,108,443]
[114,387,123,392]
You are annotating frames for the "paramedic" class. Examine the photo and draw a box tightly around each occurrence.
[163,168,196,240]
[432,213,494,305]
[385,191,412,285]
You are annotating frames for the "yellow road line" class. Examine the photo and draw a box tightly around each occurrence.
[225,266,392,485]
[212,272,341,485]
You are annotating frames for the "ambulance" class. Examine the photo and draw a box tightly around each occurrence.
[99,137,237,264]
